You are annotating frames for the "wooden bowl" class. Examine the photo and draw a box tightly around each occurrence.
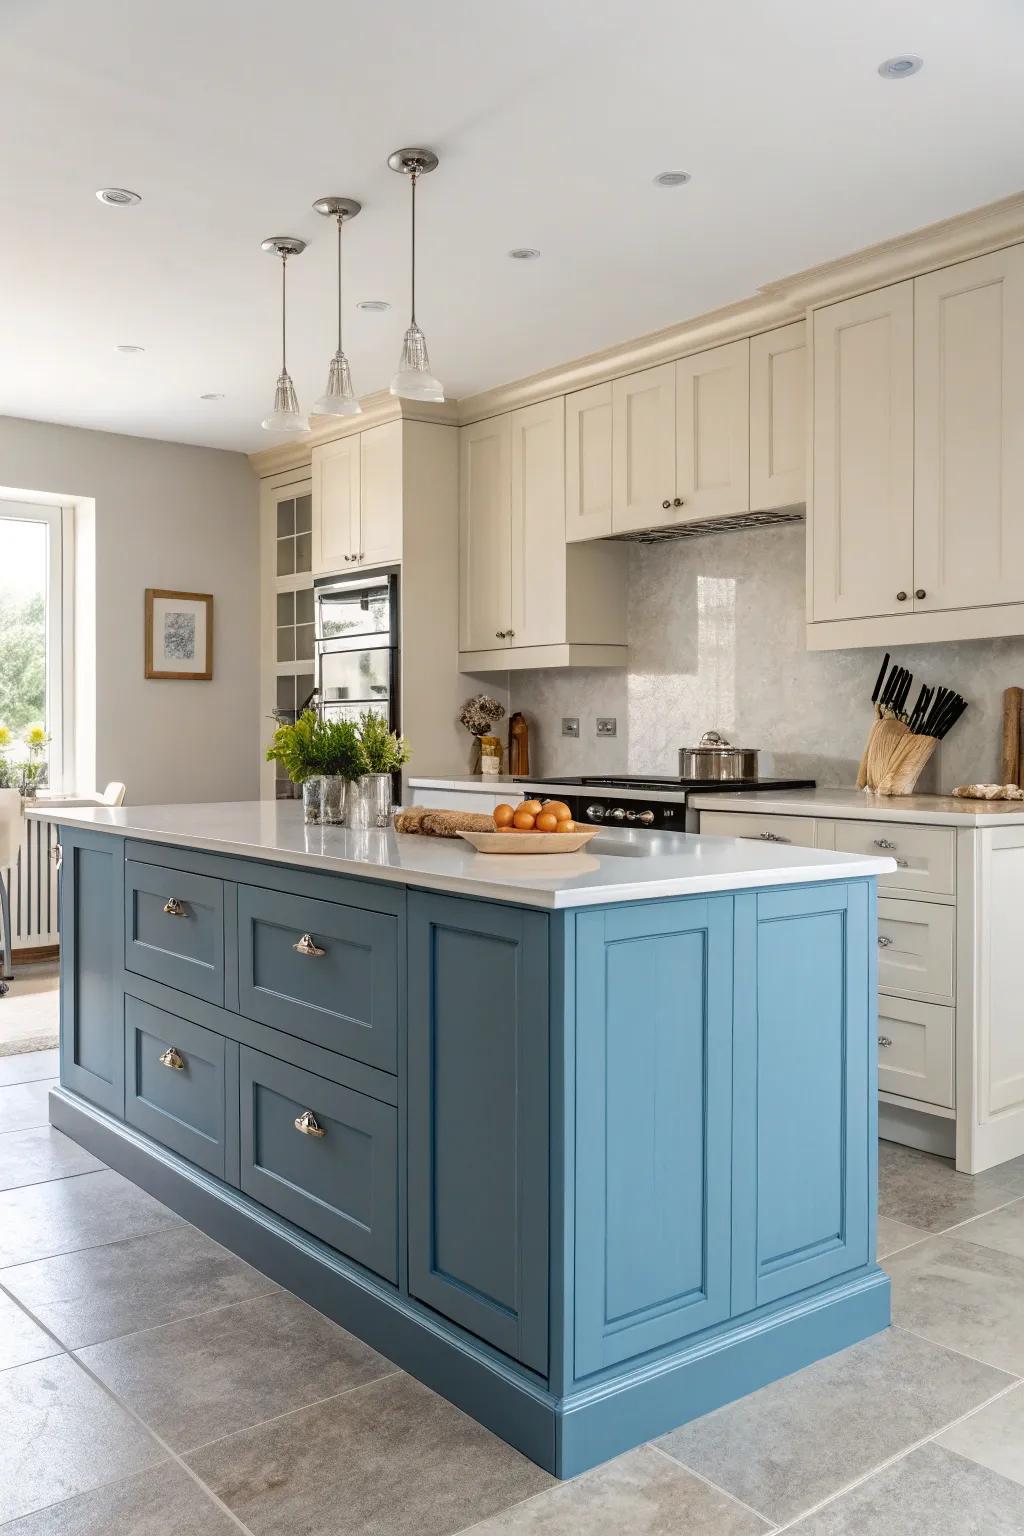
[456,828,600,855]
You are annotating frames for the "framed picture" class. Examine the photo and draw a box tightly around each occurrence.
[145,589,213,680]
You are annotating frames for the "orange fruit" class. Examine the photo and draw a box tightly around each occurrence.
[543,800,571,821]
[512,809,536,830]
[535,811,559,832]
[493,803,515,827]
[519,799,543,816]
[555,818,575,834]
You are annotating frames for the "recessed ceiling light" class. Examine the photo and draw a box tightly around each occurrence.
[653,170,691,187]
[200,393,225,401]
[114,344,145,353]
[878,55,923,78]
[96,187,142,206]
[357,299,391,312]
[508,248,541,261]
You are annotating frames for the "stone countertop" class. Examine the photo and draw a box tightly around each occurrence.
[29,801,894,911]
[690,786,1024,827]
[407,775,698,804]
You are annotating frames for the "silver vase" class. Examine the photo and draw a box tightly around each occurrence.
[302,776,347,825]
[349,773,393,829]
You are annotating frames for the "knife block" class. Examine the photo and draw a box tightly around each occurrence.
[857,716,937,795]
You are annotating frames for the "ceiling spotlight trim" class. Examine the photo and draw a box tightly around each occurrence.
[357,299,391,312]
[96,187,142,206]
[653,171,692,187]
[114,344,145,353]
[508,248,541,260]
[878,55,923,78]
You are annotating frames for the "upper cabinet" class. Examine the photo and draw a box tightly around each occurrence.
[674,337,750,521]
[312,419,403,575]
[810,283,915,624]
[750,321,807,510]
[808,245,1024,647]
[565,383,613,542]
[459,400,627,670]
[611,363,677,533]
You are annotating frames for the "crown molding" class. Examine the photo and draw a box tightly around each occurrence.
[250,191,1024,465]
[248,391,459,477]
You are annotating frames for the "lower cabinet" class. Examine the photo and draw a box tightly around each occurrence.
[574,897,735,1376]
[407,892,550,1375]
[59,827,125,1116]
[239,1047,398,1284]
[124,995,229,1180]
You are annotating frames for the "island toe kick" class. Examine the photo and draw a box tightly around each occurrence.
[42,808,891,1478]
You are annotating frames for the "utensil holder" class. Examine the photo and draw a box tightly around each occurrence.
[875,733,938,796]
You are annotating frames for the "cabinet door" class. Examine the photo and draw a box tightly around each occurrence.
[59,828,125,1117]
[750,322,806,510]
[459,415,512,651]
[358,419,403,568]
[914,246,1024,612]
[565,383,613,541]
[811,282,914,621]
[407,892,548,1373]
[675,339,750,521]
[574,898,733,1377]
[312,434,360,574]
[510,397,566,648]
[611,363,676,532]
[732,883,871,1312]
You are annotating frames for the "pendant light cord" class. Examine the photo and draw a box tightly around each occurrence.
[280,253,288,372]
[410,169,417,325]
[336,216,344,353]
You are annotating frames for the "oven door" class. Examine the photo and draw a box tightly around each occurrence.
[314,570,396,644]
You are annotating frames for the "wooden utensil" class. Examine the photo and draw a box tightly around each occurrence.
[1001,687,1022,787]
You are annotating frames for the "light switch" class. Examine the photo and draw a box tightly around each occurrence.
[596,718,617,737]
[562,717,580,737]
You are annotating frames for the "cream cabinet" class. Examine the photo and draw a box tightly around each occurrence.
[750,321,806,509]
[810,282,915,623]
[312,420,403,575]
[459,404,627,670]
[610,363,676,533]
[459,414,513,652]
[913,245,1024,614]
[674,337,750,521]
[565,383,613,542]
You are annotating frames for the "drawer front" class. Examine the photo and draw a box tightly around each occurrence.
[237,885,398,1073]
[877,997,954,1109]
[877,898,955,1003]
[125,861,225,1005]
[124,995,227,1177]
[239,1047,397,1282]
[699,810,817,848]
[833,820,955,899]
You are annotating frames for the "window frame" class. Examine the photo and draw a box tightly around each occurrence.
[0,499,70,792]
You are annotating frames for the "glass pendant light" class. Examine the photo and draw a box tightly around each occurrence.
[260,236,309,432]
[312,197,362,417]
[387,148,444,402]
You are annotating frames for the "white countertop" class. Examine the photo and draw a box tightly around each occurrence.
[690,786,1024,827]
[408,775,696,804]
[28,801,895,910]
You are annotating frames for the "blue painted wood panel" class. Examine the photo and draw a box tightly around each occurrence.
[239,1045,398,1283]
[573,897,734,1378]
[59,827,125,1117]
[125,859,224,1006]
[237,885,398,1074]
[124,994,227,1179]
[407,892,549,1376]
[732,883,871,1312]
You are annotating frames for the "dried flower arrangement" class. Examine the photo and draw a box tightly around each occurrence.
[459,695,505,737]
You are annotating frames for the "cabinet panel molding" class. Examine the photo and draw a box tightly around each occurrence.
[510,397,566,648]
[674,339,750,521]
[459,415,512,651]
[565,383,613,542]
[750,322,806,510]
[358,419,403,568]
[611,363,676,532]
[312,434,360,574]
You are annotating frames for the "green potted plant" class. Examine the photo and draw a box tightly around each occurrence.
[265,710,363,824]
[349,711,411,828]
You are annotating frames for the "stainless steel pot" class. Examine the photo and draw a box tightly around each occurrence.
[679,731,759,782]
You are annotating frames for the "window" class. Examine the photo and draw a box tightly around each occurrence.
[0,501,65,791]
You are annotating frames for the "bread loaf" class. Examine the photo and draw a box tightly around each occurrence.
[393,807,496,837]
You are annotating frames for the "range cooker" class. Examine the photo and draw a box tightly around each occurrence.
[514,776,815,834]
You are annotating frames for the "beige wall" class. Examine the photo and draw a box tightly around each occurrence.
[0,416,259,805]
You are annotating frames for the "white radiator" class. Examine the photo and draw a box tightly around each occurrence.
[2,813,60,951]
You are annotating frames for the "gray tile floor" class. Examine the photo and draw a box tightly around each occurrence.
[2,1053,1024,1535]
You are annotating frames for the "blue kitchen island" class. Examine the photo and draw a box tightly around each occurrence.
[32,801,894,1477]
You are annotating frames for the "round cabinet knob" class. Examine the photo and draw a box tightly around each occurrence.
[609,807,626,822]
[915,589,926,599]
[877,935,894,948]
[637,810,655,825]
[585,805,605,821]
[878,1035,893,1049]
[896,591,908,602]
[507,630,515,638]
[662,499,672,510]
[673,497,684,507]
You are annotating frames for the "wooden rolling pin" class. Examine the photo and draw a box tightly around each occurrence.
[1001,687,1022,787]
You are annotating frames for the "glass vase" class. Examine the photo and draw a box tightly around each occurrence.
[349,773,393,829]
[302,776,347,825]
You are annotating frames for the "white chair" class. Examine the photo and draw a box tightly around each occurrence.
[99,781,127,806]
[0,788,19,991]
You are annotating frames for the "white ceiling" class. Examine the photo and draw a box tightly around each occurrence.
[3,0,1023,454]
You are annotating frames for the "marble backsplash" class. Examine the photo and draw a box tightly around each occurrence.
[510,523,1024,793]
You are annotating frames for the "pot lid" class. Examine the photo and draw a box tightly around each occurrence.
[687,731,758,752]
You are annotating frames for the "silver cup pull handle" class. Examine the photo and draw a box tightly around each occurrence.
[293,933,326,958]
[874,838,897,850]
[878,1035,893,1049]
[163,897,186,917]
[294,1110,327,1138]
[159,1046,185,1070]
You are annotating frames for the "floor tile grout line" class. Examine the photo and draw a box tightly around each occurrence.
[62,1284,289,1355]
[0,1214,184,1273]
[646,1439,779,1526]
[180,1367,406,1458]
[882,1188,1024,1247]
[0,1282,258,1536]
[887,1320,1024,1380]
[769,1376,1024,1533]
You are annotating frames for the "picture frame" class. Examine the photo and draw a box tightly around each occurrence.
[145,589,214,680]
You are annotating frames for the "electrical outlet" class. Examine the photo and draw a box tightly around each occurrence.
[561,717,580,737]
[596,717,617,737]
